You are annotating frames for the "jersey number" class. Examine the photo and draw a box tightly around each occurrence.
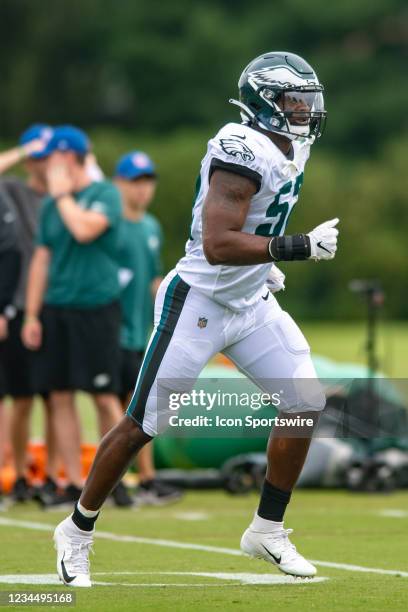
[255,173,303,238]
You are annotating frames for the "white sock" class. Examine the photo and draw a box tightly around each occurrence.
[77,501,100,518]
[251,512,283,533]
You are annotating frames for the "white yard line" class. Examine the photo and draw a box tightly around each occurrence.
[378,509,408,518]
[308,560,408,577]
[0,516,407,578]
[173,511,210,521]
[94,571,328,585]
[0,572,328,587]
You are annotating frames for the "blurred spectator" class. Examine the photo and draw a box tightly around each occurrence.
[0,127,51,175]
[114,151,182,505]
[0,124,60,504]
[22,126,124,507]
[85,153,104,183]
[0,188,21,507]
[0,396,6,509]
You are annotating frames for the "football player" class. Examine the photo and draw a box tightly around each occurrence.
[54,52,339,586]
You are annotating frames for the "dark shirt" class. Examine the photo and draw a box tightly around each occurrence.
[0,185,21,311]
[0,177,43,310]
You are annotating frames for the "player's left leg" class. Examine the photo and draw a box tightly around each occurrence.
[54,272,225,587]
[223,305,325,577]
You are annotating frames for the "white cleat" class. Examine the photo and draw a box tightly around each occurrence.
[54,516,93,587]
[241,526,317,578]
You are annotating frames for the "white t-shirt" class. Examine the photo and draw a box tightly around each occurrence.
[176,122,310,312]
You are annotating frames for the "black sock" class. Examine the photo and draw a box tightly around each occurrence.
[257,480,292,522]
[72,503,99,532]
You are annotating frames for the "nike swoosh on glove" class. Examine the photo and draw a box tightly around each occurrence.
[266,264,286,293]
[307,218,339,261]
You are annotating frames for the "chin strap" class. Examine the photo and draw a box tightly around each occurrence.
[228,99,270,131]
[228,98,253,117]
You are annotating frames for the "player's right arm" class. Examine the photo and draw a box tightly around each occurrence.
[202,169,271,266]
[22,246,50,350]
[202,169,339,266]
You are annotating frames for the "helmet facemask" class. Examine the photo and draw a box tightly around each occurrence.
[258,85,326,142]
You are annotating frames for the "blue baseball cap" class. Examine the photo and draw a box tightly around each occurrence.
[19,124,54,159]
[44,125,90,156]
[115,151,156,181]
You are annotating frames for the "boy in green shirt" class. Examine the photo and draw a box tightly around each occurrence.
[114,151,181,505]
[23,126,124,505]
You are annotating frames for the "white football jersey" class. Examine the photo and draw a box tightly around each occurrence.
[176,122,310,311]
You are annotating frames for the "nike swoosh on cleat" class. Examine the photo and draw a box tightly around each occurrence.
[261,292,269,301]
[317,241,331,254]
[61,552,77,584]
[261,543,281,564]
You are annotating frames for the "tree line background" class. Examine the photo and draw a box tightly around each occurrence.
[0,0,406,319]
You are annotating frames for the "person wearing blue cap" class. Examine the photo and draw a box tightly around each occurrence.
[114,151,182,506]
[22,125,124,507]
[0,124,51,175]
[0,123,59,506]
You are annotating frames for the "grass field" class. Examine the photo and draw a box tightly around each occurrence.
[1,490,408,611]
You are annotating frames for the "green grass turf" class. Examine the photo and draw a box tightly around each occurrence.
[1,490,408,611]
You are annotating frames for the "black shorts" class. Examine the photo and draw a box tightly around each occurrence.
[119,348,144,400]
[1,311,41,397]
[35,301,121,394]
